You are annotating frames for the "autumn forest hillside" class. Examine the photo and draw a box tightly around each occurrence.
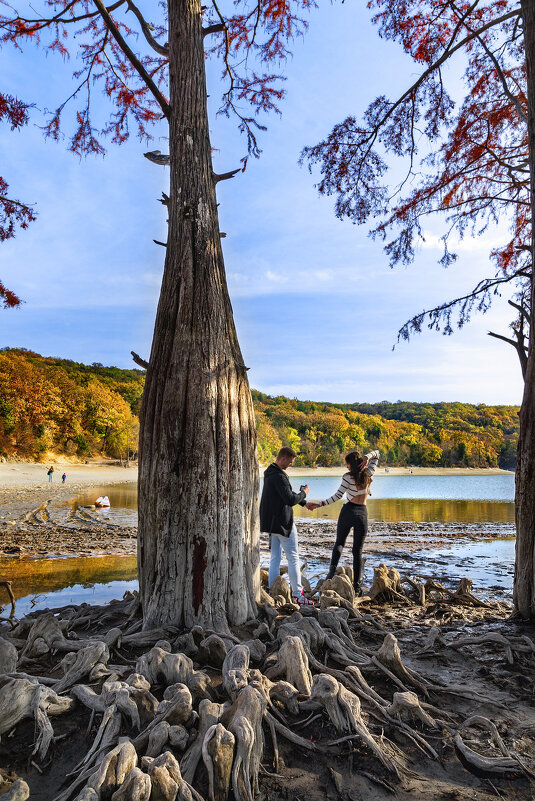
[0,349,519,468]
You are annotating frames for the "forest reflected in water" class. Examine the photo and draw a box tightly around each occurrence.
[300,497,515,523]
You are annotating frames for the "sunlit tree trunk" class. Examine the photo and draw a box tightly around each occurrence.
[515,0,535,619]
[137,0,260,631]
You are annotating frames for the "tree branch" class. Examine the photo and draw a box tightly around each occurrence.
[203,23,225,36]
[488,330,528,378]
[126,0,168,56]
[213,168,240,183]
[508,298,531,323]
[131,351,149,369]
[144,150,170,165]
[92,0,170,118]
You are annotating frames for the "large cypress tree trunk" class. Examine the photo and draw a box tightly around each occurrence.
[137,0,260,631]
[515,0,535,619]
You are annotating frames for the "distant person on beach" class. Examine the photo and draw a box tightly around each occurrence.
[62,472,66,483]
[307,450,380,594]
[260,446,313,606]
[47,466,54,483]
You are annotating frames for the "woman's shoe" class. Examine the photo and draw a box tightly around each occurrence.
[292,591,314,606]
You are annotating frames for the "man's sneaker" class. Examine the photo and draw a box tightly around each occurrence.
[292,591,314,606]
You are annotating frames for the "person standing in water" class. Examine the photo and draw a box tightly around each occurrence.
[307,450,380,593]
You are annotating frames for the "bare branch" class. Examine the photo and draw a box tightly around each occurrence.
[153,239,167,247]
[144,150,170,165]
[508,298,531,323]
[92,0,170,118]
[126,0,168,56]
[213,168,240,183]
[131,351,149,369]
[203,23,225,36]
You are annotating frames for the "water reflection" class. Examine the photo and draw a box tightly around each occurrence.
[299,497,515,523]
[64,477,515,526]
[0,555,137,605]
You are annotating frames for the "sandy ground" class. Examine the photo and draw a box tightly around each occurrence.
[0,461,138,490]
[286,465,514,477]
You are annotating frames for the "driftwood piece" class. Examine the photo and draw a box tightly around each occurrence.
[181,700,226,784]
[222,644,250,700]
[0,677,73,759]
[202,723,235,801]
[264,635,312,695]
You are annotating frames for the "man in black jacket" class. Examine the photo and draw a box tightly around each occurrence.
[260,446,311,605]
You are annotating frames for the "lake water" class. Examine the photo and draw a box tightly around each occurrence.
[66,474,516,525]
[1,474,516,617]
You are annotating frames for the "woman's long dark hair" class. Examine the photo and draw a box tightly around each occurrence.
[346,451,371,490]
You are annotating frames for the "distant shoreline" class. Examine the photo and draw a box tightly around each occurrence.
[282,465,514,477]
[0,461,513,490]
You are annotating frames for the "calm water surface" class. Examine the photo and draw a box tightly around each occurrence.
[1,474,515,616]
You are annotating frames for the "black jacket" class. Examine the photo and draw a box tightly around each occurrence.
[260,462,306,537]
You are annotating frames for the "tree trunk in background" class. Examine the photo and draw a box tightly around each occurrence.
[137,0,260,631]
[515,0,535,619]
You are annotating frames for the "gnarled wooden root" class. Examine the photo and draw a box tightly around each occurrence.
[222,644,250,700]
[0,677,73,760]
[375,633,429,696]
[310,674,399,776]
[220,684,267,801]
[53,641,110,693]
[264,635,312,695]
[202,723,235,801]
[0,777,30,801]
[180,700,226,784]
[386,691,437,728]
[110,767,151,801]
[269,576,292,605]
[369,565,407,603]
[454,732,525,777]
[144,751,203,801]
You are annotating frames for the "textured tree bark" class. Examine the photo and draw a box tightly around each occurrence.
[515,0,535,620]
[138,0,260,630]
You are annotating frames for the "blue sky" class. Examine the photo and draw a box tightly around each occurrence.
[1,2,525,405]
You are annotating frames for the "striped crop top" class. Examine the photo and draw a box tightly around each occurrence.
[317,450,380,507]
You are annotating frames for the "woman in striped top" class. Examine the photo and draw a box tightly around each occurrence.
[307,450,380,592]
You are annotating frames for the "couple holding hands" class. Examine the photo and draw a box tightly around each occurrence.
[260,446,380,605]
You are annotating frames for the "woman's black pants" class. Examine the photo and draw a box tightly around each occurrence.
[326,502,367,590]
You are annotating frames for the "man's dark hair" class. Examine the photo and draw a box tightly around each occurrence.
[277,446,296,460]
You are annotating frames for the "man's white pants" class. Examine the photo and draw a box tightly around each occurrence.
[268,524,302,596]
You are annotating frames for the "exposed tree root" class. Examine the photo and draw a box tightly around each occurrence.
[1,565,534,801]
